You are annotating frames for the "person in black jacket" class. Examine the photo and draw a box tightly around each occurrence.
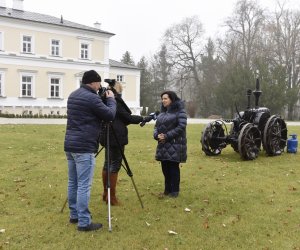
[64,70,116,231]
[153,90,187,198]
[100,81,144,205]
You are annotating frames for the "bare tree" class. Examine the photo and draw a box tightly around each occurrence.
[163,15,206,116]
[213,0,266,117]
[163,15,204,89]
[225,0,265,72]
[267,4,300,119]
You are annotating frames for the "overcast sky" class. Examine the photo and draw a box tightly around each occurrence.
[10,0,300,62]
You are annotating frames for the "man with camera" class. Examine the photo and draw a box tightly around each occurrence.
[64,70,116,232]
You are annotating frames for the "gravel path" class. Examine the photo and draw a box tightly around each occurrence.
[0,117,300,125]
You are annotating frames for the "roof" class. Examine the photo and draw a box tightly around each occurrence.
[109,59,140,70]
[0,7,138,70]
[0,7,115,36]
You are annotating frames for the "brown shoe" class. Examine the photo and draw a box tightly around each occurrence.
[108,173,121,206]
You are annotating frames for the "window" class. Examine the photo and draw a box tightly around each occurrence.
[21,75,33,97]
[22,35,32,53]
[51,39,60,56]
[50,77,61,98]
[18,71,36,97]
[0,32,3,51]
[80,43,89,59]
[0,72,4,96]
[117,75,124,82]
[48,73,64,98]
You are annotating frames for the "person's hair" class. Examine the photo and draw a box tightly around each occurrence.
[113,82,123,94]
[160,90,180,102]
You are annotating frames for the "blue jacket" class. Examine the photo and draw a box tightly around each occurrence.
[154,100,187,163]
[64,84,116,153]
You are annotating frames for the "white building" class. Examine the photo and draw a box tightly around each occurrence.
[0,0,141,116]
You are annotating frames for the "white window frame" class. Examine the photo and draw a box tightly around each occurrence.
[19,73,35,97]
[74,72,83,88]
[117,75,124,82]
[79,42,91,60]
[50,39,61,57]
[0,71,5,97]
[21,34,34,54]
[0,31,3,51]
[78,78,82,88]
[48,75,63,98]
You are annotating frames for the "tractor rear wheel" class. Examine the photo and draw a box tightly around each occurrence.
[238,123,261,160]
[201,121,226,156]
[263,115,287,156]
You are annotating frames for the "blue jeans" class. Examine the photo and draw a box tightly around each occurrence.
[66,152,95,227]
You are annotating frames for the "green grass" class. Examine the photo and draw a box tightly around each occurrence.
[0,124,300,250]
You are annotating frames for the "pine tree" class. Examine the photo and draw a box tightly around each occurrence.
[121,51,135,65]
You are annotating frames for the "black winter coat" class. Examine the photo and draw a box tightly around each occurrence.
[64,84,116,153]
[154,100,187,163]
[100,95,143,147]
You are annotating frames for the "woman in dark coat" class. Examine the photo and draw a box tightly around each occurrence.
[153,90,187,198]
[100,82,143,205]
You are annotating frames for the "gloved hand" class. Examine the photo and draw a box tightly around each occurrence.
[140,115,153,127]
[143,115,153,122]
[140,112,159,127]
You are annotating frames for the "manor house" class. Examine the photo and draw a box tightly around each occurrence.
[0,0,141,116]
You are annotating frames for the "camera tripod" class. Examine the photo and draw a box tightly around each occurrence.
[98,122,144,231]
[60,121,144,231]
[95,122,144,207]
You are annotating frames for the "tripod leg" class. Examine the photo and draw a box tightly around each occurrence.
[102,170,107,201]
[60,197,68,213]
[107,186,112,232]
[95,146,104,158]
[129,176,144,209]
[109,124,144,209]
[106,123,112,232]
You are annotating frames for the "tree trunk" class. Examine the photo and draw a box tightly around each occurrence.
[287,103,294,121]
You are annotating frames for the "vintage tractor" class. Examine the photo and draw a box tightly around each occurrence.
[201,79,288,160]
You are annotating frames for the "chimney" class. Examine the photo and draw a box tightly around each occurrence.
[94,21,101,29]
[12,0,24,11]
[0,0,6,8]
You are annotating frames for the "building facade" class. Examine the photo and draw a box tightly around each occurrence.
[0,0,141,116]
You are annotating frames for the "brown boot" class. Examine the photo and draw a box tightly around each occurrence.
[109,173,121,206]
[102,170,107,202]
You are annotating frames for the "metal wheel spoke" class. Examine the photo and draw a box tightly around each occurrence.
[238,123,261,160]
[201,121,226,156]
[263,116,287,156]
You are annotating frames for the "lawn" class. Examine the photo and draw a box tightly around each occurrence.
[0,123,300,250]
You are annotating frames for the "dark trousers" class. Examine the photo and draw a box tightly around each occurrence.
[161,160,180,194]
[103,145,124,173]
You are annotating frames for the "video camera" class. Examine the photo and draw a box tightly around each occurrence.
[140,111,159,127]
[99,79,116,98]
[104,79,116,87]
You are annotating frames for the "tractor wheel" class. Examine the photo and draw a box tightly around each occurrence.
[238,123,261,160]
[263,115,287,156]
[201,121,226,156]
